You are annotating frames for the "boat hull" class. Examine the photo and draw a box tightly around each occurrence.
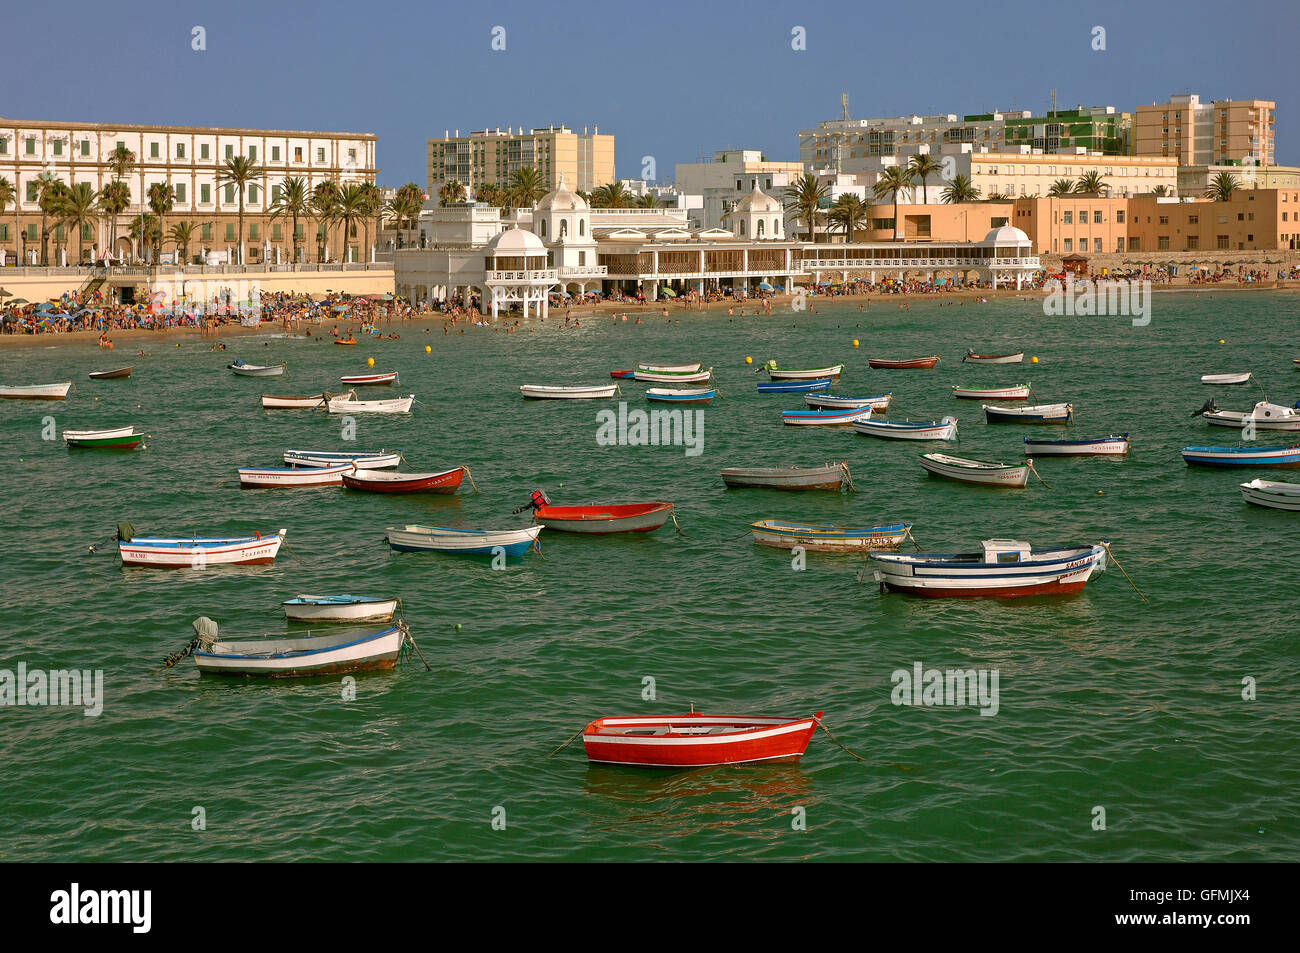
[854,418,957,441]
[953,386,1031,400]
[327,395,414,413]
[868,356,939,369]
[65,429,143,449]
[341,372,397,386]
[645,388,716,404]
[984,403,1073,424]
[1182,446,1300,468]
[757,378,832,393]
[767,365,844,381]
[721,464,845,491]
[1201,374,1251,385]
[1240,479,1300,511]
[750,520,911,552]
[386,524,542,556]
[284,450,400,469]
[804,393,891,411]
[262,394,329,409]
[195,626,405,677]
[781,407,872,426]
[633,370,712,384]
[0,382,72,399]
[121,530,286,567]
[342,467,465,493]
[88,366,133,380]
[520,385,618,399]
[1023,435,1129,456]
[582,714,819,767]
[283,597,399,623]
[964,351,1024,364]
[238,464,352,488]
[870,544,1105,598]
[533,503,673,534]
[920,454,1029,487]
[229,363,286,377]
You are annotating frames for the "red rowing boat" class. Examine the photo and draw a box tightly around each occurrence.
[341,371,397,385]
[868,355,940,369]
[582,712,823,767]
[533,501,674,533]
[341,466,465,493]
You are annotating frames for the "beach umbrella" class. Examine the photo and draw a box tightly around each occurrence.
[332,304,350,311]
[757,282,773,290]
[9,298,28,305]
[660,288,677,298]
[35,301,56,311]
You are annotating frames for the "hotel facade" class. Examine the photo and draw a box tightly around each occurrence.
[0,116,378,265]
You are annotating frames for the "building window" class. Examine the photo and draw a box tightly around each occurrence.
[150,143,159,158]
[1128,237,1140,251]
[1157,236,1170,250]
[294,147,303,162]
[201,223,212,240]
[27,224,38,240]
[177,143,186,159]
[249,146,257,161]
[1094,238,1102,252]
[1063,238,1072,251]
[1187,235,1199,249]
[272,185,281,204]
[224,185,235,204]
[0,138,7,155]
[1115,237,1124,252]
[1063,211,1072,224]
[53,140,63,156]
[316,148,325,162]
[200,184,211,204]
[578,251,585,265]
[225,144,234,159]
[1116,210,1125,223]
[1094,210,1102,223]
[272,224,282,240]
[249,224,259,240]
[0,225,7,240]
[248,185,258,204]
[1159,216,1168,225]
[175,183,186,203]
[26,182,38,202]
[225,224,236,241]
[1217,235,1229,249]
[348,148,357,163]
[272,146,281,161]
[25,138,36,155]
[1188,215,1198,224]
[201,144,210,160]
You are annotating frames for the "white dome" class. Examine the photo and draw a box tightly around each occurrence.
[734,184,781,213]
[536,173,587,212]
[484,227,546,257]
[984,224,1030,245]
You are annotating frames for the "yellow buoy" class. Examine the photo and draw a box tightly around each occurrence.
[1098,489,1104,495]
[1030,356,1039,364]
[852,339,860,347]
[367,357,375,367]
[425,345,431,354]
[745,356,753,365]
[1219,339,1225,344]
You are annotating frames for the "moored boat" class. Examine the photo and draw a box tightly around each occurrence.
[637,362,702,373]
[520,384,618,399]
[804,392,892,411]
[1203,401,1300,430]
[869,539,1107,598]
[342,466,466,493]
[610,370,636,379]
[120,529,287,567]
[1023,434,1130,457]
[341,371,398,386]
[228,361,287,377]
[0,381,72,400]
[780,406,873,426]
[1181,444,1300,468]
[766,363,845,381]
[953,384,1032,400]
[582,712,822,767]
[1201,372,1252,385]
[532,501,674,534]
[237,463,352,488]
[1239,478,1300,511]
[284,449,400,469]
[63,426,144,449]
[645,387,717,404]
[984,402,1073,424]
[282,594,399,623]
[261,392,348,409]
[193,623,409,677]
[385,523,543,556]
[868,355,940,369]
[920,453,1029,487]
[721,462,849,491]
[963,349,1024,364]
[757,378,832,394]
[326,394,414,413]
[749,520,912,552]
[88,366,133,380]
[633,368,713,384]
[854,416,958,441]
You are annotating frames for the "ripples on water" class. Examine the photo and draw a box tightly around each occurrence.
[1,292,1298,861]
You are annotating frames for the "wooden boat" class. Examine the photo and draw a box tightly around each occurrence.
[984,402,1073,424]
[637,362,701,373]
[780,406,873,426]
[261,392,351,409]
[854,416,958,441]
[963,349,1024,365]
[341,371,398,386]
[228,361,286,377]
[520,384,617,399]
[721,462,848,491]
[804,393,891,411]
[633,368,713,384]
[750,520,911,553]
[920,453,1029,487]
[870,539,1107,599]
[610,370,636,379]
[194,624,409,677]
[1023,434,1130,457]
[582,712,822,767]
[766,363,845,381]
[953,384,1032,400]
[282,595,399,623]
[533,502,674,534]
[327,394,414,414]
[1240,479,1300,511]
[237,463,352,488]
[868,355,939,369]
[757,378,832,394]
[1203,401,1300,431]
[386,524,542,556]
[1181,445,1300,468]
[0,381,72,400]
[120,529,287,567]
[1201,372,1252,385]
[88,366,133,380]
[63,426,144,449]
[284,449,400,469]
[342,466,465,494]
[645,388,716,404]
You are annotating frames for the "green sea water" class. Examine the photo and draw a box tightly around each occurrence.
[2,290,1298,862]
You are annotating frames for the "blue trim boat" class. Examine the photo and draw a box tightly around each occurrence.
[757,378,832,394]
[385,524,543,556]
[1181,445,1300,468]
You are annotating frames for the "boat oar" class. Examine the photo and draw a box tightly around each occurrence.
[461,465,480,493]
[1026,459,1052,489]
[1101,542,1148,604]
[546,725,585,759]
[812,715,866,761]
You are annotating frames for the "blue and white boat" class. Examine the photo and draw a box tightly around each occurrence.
[386,524,543,556]
[781,406,873,426]
[283,449,401,469]
[1181,445,1300,468]
[804,393,892,411]
[757,378,832,394]
[869,539,1108,599]
[984,402,1073,424]
[237,463,352,487]
[645,388,717,404]
[854,416,958,441]
[193,623,410,677]
[282,594,399,623]
[750,520,912,552]
[1023,434,1130,457]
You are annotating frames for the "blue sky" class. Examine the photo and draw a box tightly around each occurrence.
[3,0,1293,186]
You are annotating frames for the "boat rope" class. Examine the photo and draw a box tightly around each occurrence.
[840,461,857,493]
[158,637,200,672]
[1101,543,1149,604]
[813,715,866,761]
[670,509,686,536]
[462,465,480,493]
[1027,460,1052,489]
[402,623,432,672]
[545,726,584,759]
[532,537,546,559]
[615,383,622,397]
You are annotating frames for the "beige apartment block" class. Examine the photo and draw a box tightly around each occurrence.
[1135,94,1275,167]
[426,125,614,197]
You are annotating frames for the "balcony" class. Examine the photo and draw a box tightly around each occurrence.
[485,269,557,282]
[557,265,608,278]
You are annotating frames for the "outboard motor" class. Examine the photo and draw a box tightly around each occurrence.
[1192,398,1217,418]
[512,489,551,514]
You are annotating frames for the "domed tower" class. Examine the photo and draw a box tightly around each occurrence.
[729,183,784,240]
[534,172,599,294]
[483,227,556,318]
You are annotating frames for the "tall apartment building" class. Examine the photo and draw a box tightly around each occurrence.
[0,116,377,264]
[1134,94,1276,167]
[426,125,614,198]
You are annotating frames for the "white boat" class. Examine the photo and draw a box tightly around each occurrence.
[720,462,850,491]
[767,364,845,381]
[1023,434,1130,457]
[229,361,287,377]
[284,449,401,469]
[327,394,414,414]
[1240,479,1300,511]
[282,594,399,623]
[963,349,1024,365]
[1201,372,1252,385]
[386,524,543,556]
[637,362,702,373]
[919,453,1030,488]
[854,416,958,441]
[750,520,912,553]
[984,402,1074,424]
[0,381,72,400]
[237,463,353,488]
[193,623,409,677]
[120,529,287,567]
[780,407,873,426]
[869,539,1107,599]
[261,392,352,409]
[1203,401,1300,431]
[804,393,892,411]
[519,384,618,399]
[952,384,1032,400]
[341,371,398,386]
[633,369,713,384]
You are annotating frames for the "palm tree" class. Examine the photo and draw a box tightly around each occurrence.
[1074,171,1108,195]
[311,180,341,262]
[361,182,383,261]
[0,176,16,262]
[332,183,370,263]
[591,181,634,208]
[128,213,158,260]
[871,167,915,241]
[438,180,466,206]
[269,176,311,263]
[784,173,830,243]
[1048,179,1075,197]
[106,143,135,181]
[475,183,506,207]
[1205,171,1239,202]
[35,172,65,265]
[827,193,870,242]
[508,167,547,208]
[59,183,99,265]
[940,174,981,204]
[218,155,262,264]
[907,154,942,204]
[637,193,662,209]
[146,183,175,263]
[168,221,200,263]
[1152,185,1171,198]
[98,180,131,262]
